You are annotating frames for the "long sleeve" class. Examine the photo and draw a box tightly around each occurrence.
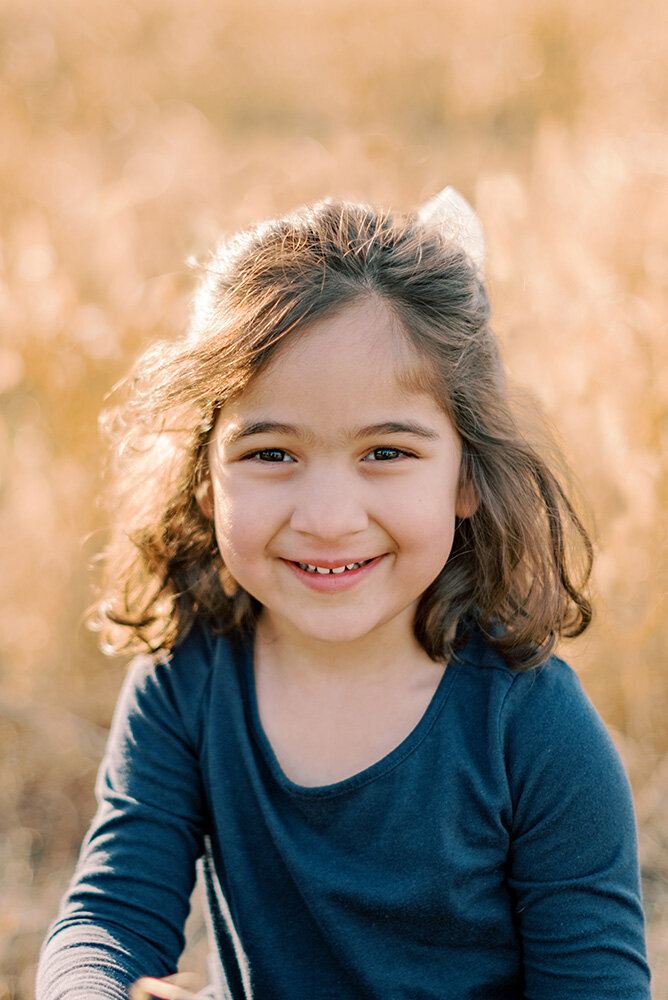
[500,661,650,998]
[36,646,211,1000]
[37,625,652,1000]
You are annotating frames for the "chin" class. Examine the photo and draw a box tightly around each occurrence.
[298,623,372,644]
[288,611,394,646]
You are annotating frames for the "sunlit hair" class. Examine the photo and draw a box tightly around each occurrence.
[91,199,593,669]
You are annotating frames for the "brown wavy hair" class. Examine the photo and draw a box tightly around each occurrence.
[91,198,593,668]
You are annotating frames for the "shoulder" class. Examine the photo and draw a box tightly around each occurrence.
[455,626,602,735]
[454,627,629,800]
[449,629,584,737]
[118,624,244,749]
[126,622,240,686]
[501,656,614,763]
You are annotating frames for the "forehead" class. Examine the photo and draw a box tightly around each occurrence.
[238,297,438,409]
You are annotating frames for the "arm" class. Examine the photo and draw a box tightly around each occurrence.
[36,648,209,1000]
[502,661,651,999]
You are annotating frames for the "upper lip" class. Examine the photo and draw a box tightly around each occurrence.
[285,556,380,569]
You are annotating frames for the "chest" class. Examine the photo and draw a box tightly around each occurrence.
[254,661,446,788]
[204,677,517,994]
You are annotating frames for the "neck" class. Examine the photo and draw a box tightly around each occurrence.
[254,605,438,689]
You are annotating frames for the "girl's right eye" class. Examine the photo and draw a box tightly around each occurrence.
[245,448,295,463]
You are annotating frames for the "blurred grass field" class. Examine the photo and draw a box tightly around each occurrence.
[1,0,667,995]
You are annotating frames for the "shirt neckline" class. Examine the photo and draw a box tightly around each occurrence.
[239,635,462,799]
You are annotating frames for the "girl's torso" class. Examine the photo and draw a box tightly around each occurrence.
[252,627,447,786]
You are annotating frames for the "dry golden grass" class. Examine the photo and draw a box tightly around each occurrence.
[1,0,666,995]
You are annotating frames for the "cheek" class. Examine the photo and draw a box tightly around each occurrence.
[405,493,458,564]
[425,508,457,556]
[211,483,274,567]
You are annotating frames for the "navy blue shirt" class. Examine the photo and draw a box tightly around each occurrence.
[37,625,651,999]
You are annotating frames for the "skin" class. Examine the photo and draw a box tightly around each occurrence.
[203,296,476,784]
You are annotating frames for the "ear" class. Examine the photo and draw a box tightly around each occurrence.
[196,478,215,520]
[455,478,479,520]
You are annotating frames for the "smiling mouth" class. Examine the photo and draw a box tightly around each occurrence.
[291,558,375,575]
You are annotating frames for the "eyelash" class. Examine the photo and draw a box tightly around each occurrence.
[243,447,413,464]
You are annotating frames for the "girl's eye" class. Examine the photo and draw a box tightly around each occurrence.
[364,447,409,462]
[243,447,411,463]
[247,448,295,463]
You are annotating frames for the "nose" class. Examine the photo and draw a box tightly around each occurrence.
[289,466,369,540]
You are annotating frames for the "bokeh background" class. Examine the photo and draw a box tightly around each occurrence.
[1,0,667,995]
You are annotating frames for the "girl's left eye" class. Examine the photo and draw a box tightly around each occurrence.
[364,447,409,461]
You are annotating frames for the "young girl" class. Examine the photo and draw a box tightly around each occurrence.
[37,190,651,1000]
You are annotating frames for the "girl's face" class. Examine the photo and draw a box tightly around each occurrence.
[207,297,473,653]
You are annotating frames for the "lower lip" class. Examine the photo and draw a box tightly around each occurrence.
[283,556,386,592]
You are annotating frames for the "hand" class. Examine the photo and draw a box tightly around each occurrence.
[130,976,202,1000]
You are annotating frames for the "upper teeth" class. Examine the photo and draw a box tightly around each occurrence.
[297,560,370,574]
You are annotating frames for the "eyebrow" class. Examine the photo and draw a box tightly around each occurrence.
[222,419,440,446]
